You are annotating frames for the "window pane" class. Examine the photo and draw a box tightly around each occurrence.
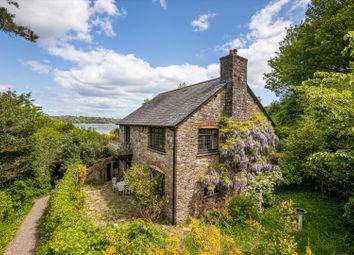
[149,127,165,150]
[198,128,219,153]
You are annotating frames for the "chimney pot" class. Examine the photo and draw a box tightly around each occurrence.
[229,49,237,56]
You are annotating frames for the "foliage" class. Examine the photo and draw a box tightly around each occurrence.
[202,114,279,195]
[0,191,13,223]
[37,163,105,255]
[0,0,38,41]
[125,164,168,221]
[264,0,354,95]
[0,91,109,253]
[0,195,33,254]
[53,115,119,124]
[201,208,231,227]
[242,170,283,211]
[344,196,354,226]
[184,218,242,255]
[104,220,166,255]
[107,127,120,140]
[280,71,354,197]
[0,91,45,187]
[275,190,352,254]
[228,194,259,223]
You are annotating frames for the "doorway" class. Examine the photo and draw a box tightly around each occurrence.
[106,163,112,181]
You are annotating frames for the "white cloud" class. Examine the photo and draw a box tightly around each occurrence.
[216,0,296,88]
[153,0,167,9]
[192,12,217,32]
[0,84,15,92]
[215,38,246,52]
[11,0,307,116]
[92,17,116,37]
[20,60,51,74]
[48,45,218,113]
[3,0,125,45]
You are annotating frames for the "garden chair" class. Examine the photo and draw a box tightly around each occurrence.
[112,177,117,192]
[117,181,125,194]
[124,184,132,194]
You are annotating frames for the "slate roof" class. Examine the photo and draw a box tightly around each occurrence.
[118,78,227,127]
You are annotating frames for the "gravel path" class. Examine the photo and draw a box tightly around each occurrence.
[4,196,49,255]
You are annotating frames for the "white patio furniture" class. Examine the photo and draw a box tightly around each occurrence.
[117,181,126,193]
[112,177,117,192]
[124,184,133,194]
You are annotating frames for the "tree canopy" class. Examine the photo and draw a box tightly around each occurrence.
[0,0,38,42]
[264,0,354,96]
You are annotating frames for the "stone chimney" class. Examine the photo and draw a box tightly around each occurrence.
[220,49,248,121]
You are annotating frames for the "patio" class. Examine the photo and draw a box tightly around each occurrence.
[83,182,140,226]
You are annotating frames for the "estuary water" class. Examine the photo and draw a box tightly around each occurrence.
[74,123,118,134]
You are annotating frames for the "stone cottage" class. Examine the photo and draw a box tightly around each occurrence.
[115,50,272,224]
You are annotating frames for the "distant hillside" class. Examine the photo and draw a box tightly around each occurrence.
[53,115,120,124]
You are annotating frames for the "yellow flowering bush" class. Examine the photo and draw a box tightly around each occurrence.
[188,218,242,255]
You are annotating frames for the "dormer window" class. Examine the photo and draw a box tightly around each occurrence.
[149,127,165,152]
[198,129,219,154]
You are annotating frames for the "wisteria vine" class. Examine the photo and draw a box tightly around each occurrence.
[202,113,279,192]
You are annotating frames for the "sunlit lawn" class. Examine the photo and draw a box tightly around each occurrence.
[225,189,352,254]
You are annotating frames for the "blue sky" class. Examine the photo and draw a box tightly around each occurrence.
[0,0,309,118]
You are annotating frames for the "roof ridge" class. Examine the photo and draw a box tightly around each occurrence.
[158,77,221,95]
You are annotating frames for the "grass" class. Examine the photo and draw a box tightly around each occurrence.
[275,189,352,254]
[221,189,352,255]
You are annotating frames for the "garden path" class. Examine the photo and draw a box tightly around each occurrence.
[4,196,49,255]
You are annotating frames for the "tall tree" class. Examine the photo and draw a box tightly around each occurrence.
[0,0,38,42]
[0,91,44,187]
[265,0,354,96]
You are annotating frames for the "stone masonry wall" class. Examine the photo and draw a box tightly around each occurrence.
[220,54,248,121]
[119,125,174,221]
[175,87,266,224]
[175,90,226,224]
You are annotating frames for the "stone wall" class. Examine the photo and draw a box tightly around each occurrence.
[175,89,226,224]
[175,86,266,224]
[119,125,174,221]
[247,92,264,118]
[86,156,113,184]
[220,54,248,121]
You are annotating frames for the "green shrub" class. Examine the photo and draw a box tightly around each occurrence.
[37,163,105,255]
[0,190,33,254]
[125,164,168,221]
[6,180,35,208]
[104,220,166,255]
[0,191,13,222]
[228,194,259,223]
[344,197,354,226]
[241,170,283,212]
[44,223,104,255]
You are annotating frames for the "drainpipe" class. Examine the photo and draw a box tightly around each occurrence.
[172,126,177,225]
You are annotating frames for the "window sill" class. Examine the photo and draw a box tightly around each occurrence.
[197,151,219,157]
[148,147,166,154]
[203,192,220,199]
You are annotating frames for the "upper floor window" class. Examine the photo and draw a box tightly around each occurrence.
[149,127,165,151]
[124,126,130,144]
[198,128,218,153]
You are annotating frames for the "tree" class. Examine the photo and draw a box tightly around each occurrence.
[0,0,38,42]
[265,0,354,96]
[0,91,44,187]
[280,71,354,196]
